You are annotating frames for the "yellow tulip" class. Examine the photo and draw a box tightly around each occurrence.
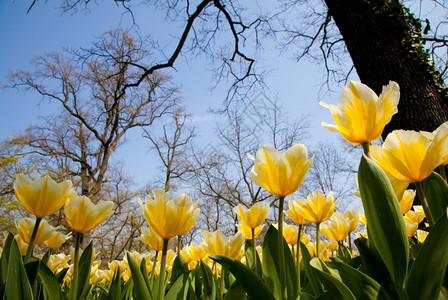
[140,226,164,252]
[44,230,72,249]
[358,212,367,226]
[47,253,71,274]
[233,202,269,229]
[237,223,263,240]
[405,221,418,238]
[186,242,208,262]
[14,234,30,256]
[404,210,425,225]
[138,189,199,240]
[282,223,299,246]
[202,230,244,261]
[16,217,58,245]
[249,144,314,197]
[64,192,114,233]
[14,174,72,218]
[286,199,309,225]
[321,212,350,242]
[416,229,429,243]
[399,190,415,215]
[421,121,448,165]
[293,190,337,224]
[370,126,448,183]
[320,80,399,145]
[413,205,426,218]
[344,210,359,233]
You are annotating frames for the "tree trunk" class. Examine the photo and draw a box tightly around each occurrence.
[324,0,448,137]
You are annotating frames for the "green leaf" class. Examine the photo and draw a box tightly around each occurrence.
[76,242,93,299]
[310,258,390,299]
[55,268,68,285]
[358,155,408,290]
[0,232,14,297]
[164,271,191,300]
[244,239,262,277]
[406,212,448,300]
[169,254,189,289]
[106,269,122,300]
[38,261,61,300]
[200,260,217,299]
[224,281,247,300]
[423,172,448,223]
[262,225,297,299]
[309,259,356,300]
[354,237,393,292]
[210,255,275,300]
[299,242,324,296]
[139,257,152,297]
[126,252,152,300]
[5,238,33,300]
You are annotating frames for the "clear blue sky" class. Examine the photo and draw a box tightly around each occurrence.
[0,1,349,188]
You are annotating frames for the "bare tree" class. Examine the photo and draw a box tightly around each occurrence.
[7,29,178,245]
[143,107,197,192]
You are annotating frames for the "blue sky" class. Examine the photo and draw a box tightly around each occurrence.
[0,1,349,188]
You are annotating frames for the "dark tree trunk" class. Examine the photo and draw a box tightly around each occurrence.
[324,0,448,137]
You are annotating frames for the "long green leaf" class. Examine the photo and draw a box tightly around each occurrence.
[210,255,275,300]
[38,261,61,300]
[358,154,408,291]
[244,239,262,277]
[262,225,297,299]
[200,260,217,299]
[224,281,246,300]
[164,271,191,300]
[423,172,448,223]
[309,259,356,300]
[126,252,152,300]
[310,258,389,299]
[300,242,324,296]
[0,232,14,298]
[106,269,122,300]
[169,254,189,289]
[77,242,93,299]
[5,238,33,300]
[406,212,448,300]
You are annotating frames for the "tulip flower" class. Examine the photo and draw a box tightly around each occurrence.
[320,80,399,151]
[47,253,71,274]
[399,190,416,215]
[249,144,314,197]
[237,223,263,240]
[416,229,429,243]
[405,221,418,238]
[44,230,72,249]
[202,230,245,261]
[421,121,448,171]
[294,190,338,258]
[286,199,309,226]
[64,192,114,233]
[14,174,72,218]
[371,126,448,225]
[16,217,58,245]
[138,189,199,240]
[282,223,299,246]
[321,212,350,242]
[141,226,164,252]
[234,202,269,229]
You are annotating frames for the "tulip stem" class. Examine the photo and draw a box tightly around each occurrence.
[296,224,302,293]
[361,142,370,157]
[69,232,81,300]
[177,236,182,253]
[251,228,257,271]
[415,181,435,226]
[24,217,42,263]
[316,223,320,258]
[439,166,447,182]
[348,233,352,253]
[150,250,159,288]
[220,266,225,297]
[158,239,169,300]
[278,196,287,300]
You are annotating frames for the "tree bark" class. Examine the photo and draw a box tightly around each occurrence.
[324,0,448,136]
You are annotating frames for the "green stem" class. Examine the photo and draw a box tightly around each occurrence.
[251,228,257,271]
[361,142,370,157]
[220,266,225,297]
[348,232,352,254]
[439,165,447,182]
[316,223,320,258]
[69,232,81,300]
[158,239,169,300]
[149,250,159,288]
[278,196,287,300]
[296,224,302,294]
[177,236,182,253]
[415,181,435,226]
[24,217,42,263]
